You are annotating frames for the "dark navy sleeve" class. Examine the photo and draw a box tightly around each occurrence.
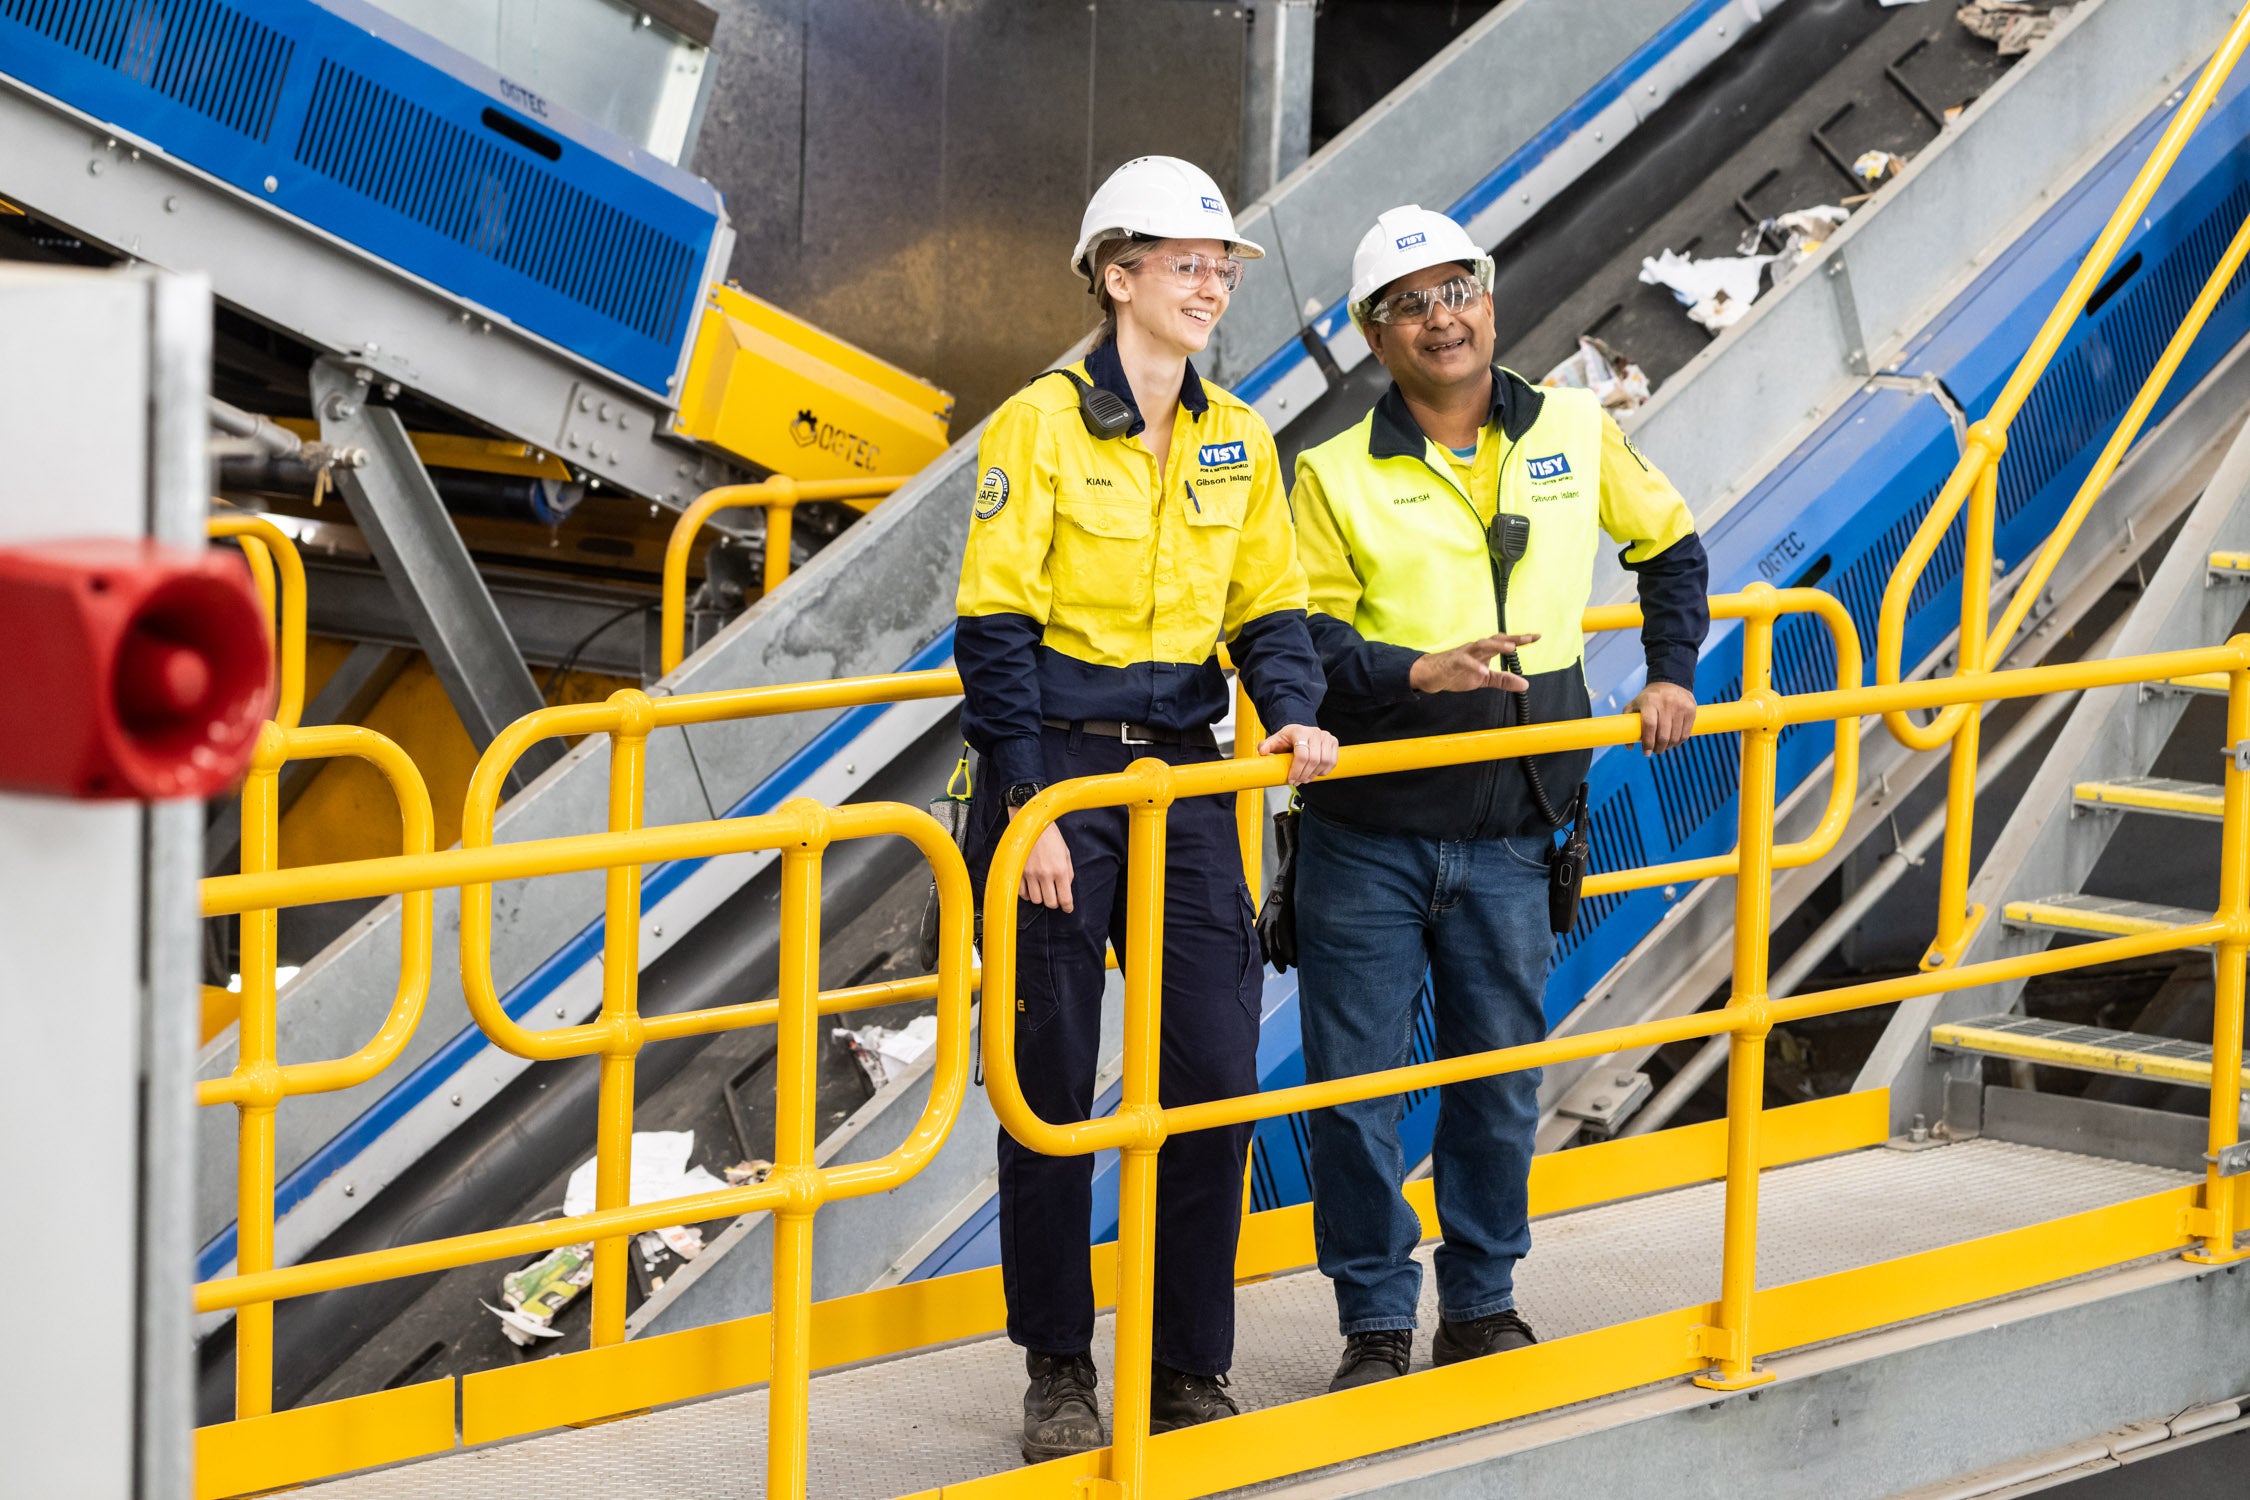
[1231,608,1327,731]
[1305,611,1421,706]
[1621,531,1710,690]
[954,612,1048,790]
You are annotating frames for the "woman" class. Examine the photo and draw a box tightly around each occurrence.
[955,155,1338,1462]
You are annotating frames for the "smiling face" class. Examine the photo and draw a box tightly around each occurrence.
[1364,261,1496,400]
[1105,237,1231,357]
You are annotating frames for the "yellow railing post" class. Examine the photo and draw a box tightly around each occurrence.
[2192,656,2250,1262]
[1233,679,1266,903]
[231,720,288,1418]
[1108,760,1175,1500]
[762,478,800,598]
[590,691,655,1347]
[768,800,829,1500]
[1926,442,2003,968]
[1697,586,1781,1392]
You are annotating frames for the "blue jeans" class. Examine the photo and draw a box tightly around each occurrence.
[1296,807,1553,1332]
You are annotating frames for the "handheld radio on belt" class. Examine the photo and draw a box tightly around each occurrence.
[1487,511,1591,934]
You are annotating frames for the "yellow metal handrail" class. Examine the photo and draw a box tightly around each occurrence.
[982,607,2250,1497]
[659,477,909,674]
[207,512,306,731]
[188,607,2247,1500]
[1874,2,2250,966]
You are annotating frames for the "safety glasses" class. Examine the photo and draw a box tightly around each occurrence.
[1136,251,1244,294]
[1364,273,1486,326]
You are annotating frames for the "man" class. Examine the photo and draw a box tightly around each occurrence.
[1288,205,1709,1388]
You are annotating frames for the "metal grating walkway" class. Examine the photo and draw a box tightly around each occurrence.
[305,1141,2187,1499]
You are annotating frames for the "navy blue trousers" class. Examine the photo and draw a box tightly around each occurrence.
[969,726,1261,1376]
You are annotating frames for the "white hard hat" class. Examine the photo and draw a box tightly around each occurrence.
[1348,205,1495,324]
[1071,156,1266,286]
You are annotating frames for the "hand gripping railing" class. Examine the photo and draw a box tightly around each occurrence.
[196,671,977,1498]
[1875,1,2250,968]
[659,477,910,674]
[984,600,2250,1500]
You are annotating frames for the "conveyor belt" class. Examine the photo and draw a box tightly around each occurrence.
[1278,0,2019,464]
[300,1140,2185,1498]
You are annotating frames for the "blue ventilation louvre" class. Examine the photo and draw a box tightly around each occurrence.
[3,0,291,139]
[294,59,698,348]
[0,0,723,394]
[1648,674,1742,848]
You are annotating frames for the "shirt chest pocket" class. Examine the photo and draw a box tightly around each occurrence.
[1180,474,1249,614]
[1052,494,1154,612]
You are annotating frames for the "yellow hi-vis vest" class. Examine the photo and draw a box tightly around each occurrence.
[1296,385,1606,676]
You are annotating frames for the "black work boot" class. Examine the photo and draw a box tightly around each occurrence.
[1329,1328,1413,1391]
[1431,1308,1538,1365]
[1148,1362,1239,1432]
[1022,1351,1105,1463]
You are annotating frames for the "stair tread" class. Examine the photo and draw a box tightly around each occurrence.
[2073,776,2225,819]
[2001,893,2213,934]
[1931,1011,2242,1088]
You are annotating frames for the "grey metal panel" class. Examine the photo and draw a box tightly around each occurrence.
[699,1,1255,426]
[140,267,211,1500]
[1982,1086,2211,1172]
[0,265,193,1500]
[1208,198,1305,390]
[1238,0,1316,203]
[1620,0,2240,542]
[0,73,740,507]
[313,362,562,790]
[1222,0,1696,387]
[1855,362,2250,1131]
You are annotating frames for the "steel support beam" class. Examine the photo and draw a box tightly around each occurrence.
[311,358,560,793]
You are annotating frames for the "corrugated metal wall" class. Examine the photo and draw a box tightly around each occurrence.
[691,0,1252,426]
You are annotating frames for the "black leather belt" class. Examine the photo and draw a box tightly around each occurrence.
[1042,717,1217,749]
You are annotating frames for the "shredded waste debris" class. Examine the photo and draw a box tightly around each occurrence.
[834,1013,939,1090]
[1638,248,1774,334]
[485,1130,729,1347]
[1851,150,1907,188]
[1541,337,1651,412]
[1957,2,2070,56]
[484,1244,593,1347]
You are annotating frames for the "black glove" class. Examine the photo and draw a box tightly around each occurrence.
[1256,806,1301,972]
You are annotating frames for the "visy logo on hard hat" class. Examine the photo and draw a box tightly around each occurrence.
[975,466,1011,520]
[1200,196,1223,212]
[1394,231,1427,250]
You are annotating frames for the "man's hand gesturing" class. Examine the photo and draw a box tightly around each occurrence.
[1409,633,1539,694]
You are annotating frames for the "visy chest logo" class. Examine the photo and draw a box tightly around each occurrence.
[1526,452,1572,482]
[1198,441,1249,469]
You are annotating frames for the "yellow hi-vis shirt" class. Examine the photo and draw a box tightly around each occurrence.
[1292,381,1695,677]
[953,346,1322,791]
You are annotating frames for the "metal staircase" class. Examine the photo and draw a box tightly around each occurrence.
[1859,394,2250,1126]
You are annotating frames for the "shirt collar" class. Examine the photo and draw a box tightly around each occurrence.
[1085,337,1210,438]
[1367,364,1543,461]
